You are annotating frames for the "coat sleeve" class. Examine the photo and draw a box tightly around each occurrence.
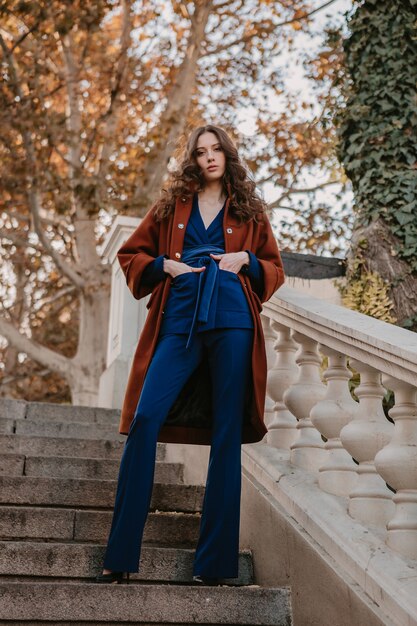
[241,249,264,299]
[117,206,168,300]
[141,254,169,287]
[253,213,286,303]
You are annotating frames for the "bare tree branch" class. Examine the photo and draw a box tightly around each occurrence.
[58,31,82,174]
[270,204,297,212]
[0,318,70,377]
[10,17,41,53]
[1,367,51,387]
[28,188,84,287]
[205,0,339,56]
[213,0,241,12]
[95,0,133,182]
[256,171,278,185]
[292,0,340,23]
[268,179,340,210]
[1,208,72,231]
[0,229,43,253]
[47,142,73,168]
[0,10,65,80]
[33,286,77,312]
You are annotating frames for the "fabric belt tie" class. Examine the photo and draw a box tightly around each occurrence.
[179,244,225,349]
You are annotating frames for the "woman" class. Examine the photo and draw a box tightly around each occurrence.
[95,124,285,585]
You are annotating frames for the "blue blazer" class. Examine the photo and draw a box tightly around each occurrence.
[142,193,264,344]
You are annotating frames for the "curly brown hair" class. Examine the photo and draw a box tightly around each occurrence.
[152,124,267,224]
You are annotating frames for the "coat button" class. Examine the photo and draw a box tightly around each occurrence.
[178,223,184,229]
[175,252,181,259]
[226,227,233,234]
[181,197,186,202]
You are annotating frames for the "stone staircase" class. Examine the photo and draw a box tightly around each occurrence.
[0,399,292,625]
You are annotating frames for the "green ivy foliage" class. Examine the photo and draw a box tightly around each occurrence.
[334,0,417,271]
[335,262,397,323]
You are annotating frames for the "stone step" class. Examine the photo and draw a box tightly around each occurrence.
[14,418,128,440]
[0,453,184,483]
[0,398,120,425]
[0,581,291,625]
[0,399,27,420]
[0,476,204,511]
[0,507,201,544]
[0,401,292,626]
[0,621,274,625]
[27,403,121,425]
[0,417,14,435]
[0,541,254,585]
[0,433,166,461]
[0,622,274,626]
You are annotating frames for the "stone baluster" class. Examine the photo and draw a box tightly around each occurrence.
[310,346,359,496]
[374,376,417,558]
[266,321,298,450]
[283,332,326,471]
[340,360,395,526]
[262,316,277,430]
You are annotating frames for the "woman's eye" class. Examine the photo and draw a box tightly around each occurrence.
[196,147,222,156]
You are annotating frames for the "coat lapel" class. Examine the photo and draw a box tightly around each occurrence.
[223,183,245,253]
[169,195,193,259]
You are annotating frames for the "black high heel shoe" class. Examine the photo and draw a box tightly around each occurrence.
[95,570,130,584]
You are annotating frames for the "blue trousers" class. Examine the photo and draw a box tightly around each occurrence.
[102,327,254,577]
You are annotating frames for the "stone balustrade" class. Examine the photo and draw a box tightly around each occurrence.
[262,286,417,560]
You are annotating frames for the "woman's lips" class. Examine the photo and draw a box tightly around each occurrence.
[207,166,218,170]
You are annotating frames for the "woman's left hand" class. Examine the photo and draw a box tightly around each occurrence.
[210,251,249,274]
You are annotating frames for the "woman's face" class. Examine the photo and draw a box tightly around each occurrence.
[195,132,226,183]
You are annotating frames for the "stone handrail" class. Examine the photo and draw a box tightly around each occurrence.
[266,287,417,385]
[261,285,417,559]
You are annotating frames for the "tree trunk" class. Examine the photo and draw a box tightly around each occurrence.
[68,283,111,405]
[350,218,417,329]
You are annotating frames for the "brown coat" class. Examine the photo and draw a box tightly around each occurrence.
[117,188,285,444]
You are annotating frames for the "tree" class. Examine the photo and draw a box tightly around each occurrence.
[0,0,134,403]
[0,0,348,404]
[334,0,417,329]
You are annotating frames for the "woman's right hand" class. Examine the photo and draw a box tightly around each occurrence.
[163,259,206,278]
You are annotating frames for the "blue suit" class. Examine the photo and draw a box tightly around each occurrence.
[102,194,264,576]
